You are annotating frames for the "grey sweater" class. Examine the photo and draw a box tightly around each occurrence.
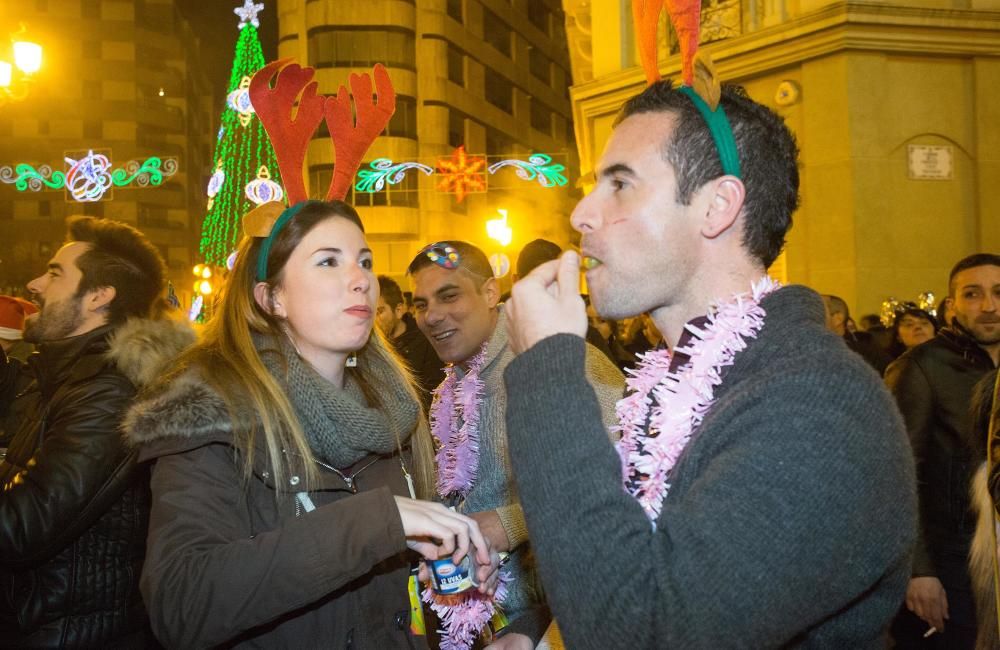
[503,285,916,648]
[454,307,624,619]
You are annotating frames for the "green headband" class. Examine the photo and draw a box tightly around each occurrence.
[256,200,312,282]
[677,86,741,179]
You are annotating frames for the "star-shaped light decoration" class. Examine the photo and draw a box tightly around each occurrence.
[234,0,265,30]
[435,146,486,203]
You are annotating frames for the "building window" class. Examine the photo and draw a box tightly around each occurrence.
[486,127,516,156]
[448,111,465,148]
[308,27,416,71]
[83,120,102,139]
[482,9,511,58]
[485,74,513,114]
[386,96,417,139]
[82,40,101,59]
[528,2,549,34]
[566,119,576,145]
[447,45,464,86]
[309,165,334,199]
[447,0,463,23]
[530,100,550,135]
[83,80,101,100]
[529,48,550,84]
[349,166,419,208]
[39,200,51,217]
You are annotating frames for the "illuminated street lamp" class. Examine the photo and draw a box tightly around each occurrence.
[486,208,513,247]
[486,208,513,279]
[0,23,43,104]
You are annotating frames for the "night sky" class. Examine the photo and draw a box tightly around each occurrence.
[175,0,279,95]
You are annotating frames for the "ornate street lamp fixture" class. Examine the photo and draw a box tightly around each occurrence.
[0,23,42,105]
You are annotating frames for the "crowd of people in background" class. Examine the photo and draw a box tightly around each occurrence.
[0,76,997,650]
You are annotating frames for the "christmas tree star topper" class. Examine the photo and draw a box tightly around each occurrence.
[234,0,264,30]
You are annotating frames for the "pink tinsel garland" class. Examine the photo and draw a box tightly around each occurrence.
[430,343,488,498]
[426,342,509,649]
[615,277,780,528]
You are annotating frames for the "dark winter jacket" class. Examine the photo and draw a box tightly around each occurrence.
[390,321,444,410]
[0,319,194,648]
[503,285,917,648]
[124,369,428,649]
[885,325,996,576]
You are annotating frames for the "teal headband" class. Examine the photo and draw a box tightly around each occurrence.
[256,200,312,282]
[677,86,741,179]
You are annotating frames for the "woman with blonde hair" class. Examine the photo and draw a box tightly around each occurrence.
[125,200,495,648]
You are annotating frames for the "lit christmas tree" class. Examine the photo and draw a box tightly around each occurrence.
[199,1,283,266]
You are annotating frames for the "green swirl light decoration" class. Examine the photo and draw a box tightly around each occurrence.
[0,152,178,202]
[487,153,568,187]
[355,158,435,193]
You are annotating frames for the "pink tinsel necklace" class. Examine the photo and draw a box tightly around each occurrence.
[424,341,511,650]
[615,277,780,529]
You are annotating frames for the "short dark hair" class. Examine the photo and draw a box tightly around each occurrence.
[67,216,167,323]
[823,294,849,319]
[516,239,562,277]
[616,81,800,269]
[949,253,1000,296]
[378,275,404,309]
[407,240,494,285]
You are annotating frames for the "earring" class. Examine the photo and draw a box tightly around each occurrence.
[346,352,357,368]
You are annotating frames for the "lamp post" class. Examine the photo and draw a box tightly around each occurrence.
[0,23,42,105]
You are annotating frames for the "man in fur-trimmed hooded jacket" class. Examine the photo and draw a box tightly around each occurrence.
[0,216,194,649]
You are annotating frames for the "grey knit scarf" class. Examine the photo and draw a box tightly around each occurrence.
[254,332,418,468]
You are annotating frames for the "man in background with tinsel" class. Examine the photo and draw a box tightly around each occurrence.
[408,241,623,649]
[498,7,918,640]
[885,253,999,648]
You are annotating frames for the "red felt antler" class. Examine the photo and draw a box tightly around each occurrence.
[249,59,326,204]
[632,0,665,85]
[632,0,702,87]
[667,0,702,86]
[323,64,396,201]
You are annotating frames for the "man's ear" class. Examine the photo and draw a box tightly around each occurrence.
[482,276,500,309]
[84,286,116,315]
[254,282,286,318]
[700,176,746,239]
[394,302,406,320]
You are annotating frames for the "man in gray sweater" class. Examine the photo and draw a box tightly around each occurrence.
[409,241,624,646]
[503,81,917,647]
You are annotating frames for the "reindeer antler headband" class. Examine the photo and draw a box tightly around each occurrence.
[243,59,396,281]
[632,0,741,178]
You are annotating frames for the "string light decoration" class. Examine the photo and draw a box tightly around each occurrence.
[226,76,255,127]
[487,153,567,187]
[244,165,283,205]
[355,158,434,193]
[353,147,570,203]
[435,146,486,203]
[234,0,265,29]
[198,5,283,266]
[0,150,178,202]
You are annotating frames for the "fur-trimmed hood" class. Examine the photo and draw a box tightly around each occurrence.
[107,318,196,389]
[122,365,235,457]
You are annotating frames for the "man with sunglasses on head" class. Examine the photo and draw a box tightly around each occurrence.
[408,241,624,648]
